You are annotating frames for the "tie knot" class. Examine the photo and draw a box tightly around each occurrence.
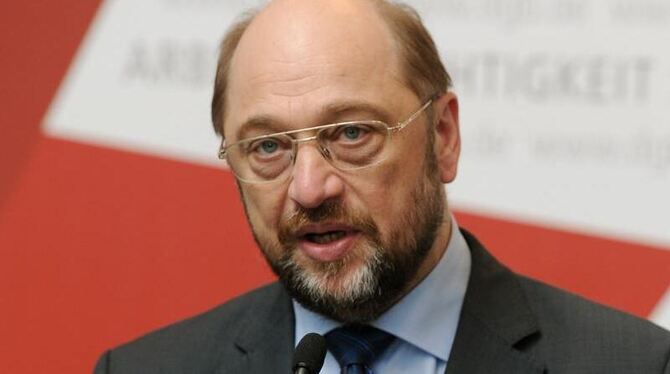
[325,325,395,373]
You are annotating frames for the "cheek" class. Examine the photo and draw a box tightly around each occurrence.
[351,159,413,231]
[241,186,285,234]
[371,142,430,224]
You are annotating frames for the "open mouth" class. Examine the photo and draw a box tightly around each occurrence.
[303,230,347,244]
[295,226,359,262]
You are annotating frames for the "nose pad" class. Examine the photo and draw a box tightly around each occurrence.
[319,146,332,160]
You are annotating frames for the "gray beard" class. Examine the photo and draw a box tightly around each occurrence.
[250,169,445,323]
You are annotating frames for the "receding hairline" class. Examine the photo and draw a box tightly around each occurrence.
[211,0,451,138]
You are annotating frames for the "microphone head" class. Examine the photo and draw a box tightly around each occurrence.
[292,333,327,373]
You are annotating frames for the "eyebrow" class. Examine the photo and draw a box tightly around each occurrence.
[234,116,285,142]
[234,100,395,141]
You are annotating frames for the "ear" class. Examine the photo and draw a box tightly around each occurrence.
[431,92,460,183]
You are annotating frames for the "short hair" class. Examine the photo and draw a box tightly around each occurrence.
[210,0,452,137]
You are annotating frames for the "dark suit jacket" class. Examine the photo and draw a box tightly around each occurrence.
[94,230,670,373]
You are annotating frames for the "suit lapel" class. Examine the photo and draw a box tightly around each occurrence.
[445,230,545,374]
[220,283,295,373]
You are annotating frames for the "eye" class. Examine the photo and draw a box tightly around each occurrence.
[258,139,279,154]
[247,137,285,157]
[335,124,371,143]
[342,126,362,140]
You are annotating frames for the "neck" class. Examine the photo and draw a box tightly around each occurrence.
[399,210,453,302]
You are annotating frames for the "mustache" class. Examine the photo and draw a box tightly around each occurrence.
[278,201,379,245]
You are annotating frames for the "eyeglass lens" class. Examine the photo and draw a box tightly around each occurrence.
[226,121,389,182]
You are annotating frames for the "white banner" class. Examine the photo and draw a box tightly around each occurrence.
[45,0,670,249]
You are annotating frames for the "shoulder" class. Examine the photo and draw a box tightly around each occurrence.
[459,228,670,372]
[95,282,291,374]
[117,282,286,350]
[519,274,666,338]
[518,274,670,371]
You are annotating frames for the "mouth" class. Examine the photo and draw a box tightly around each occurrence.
[303,230,347,244]
[295,225,359,262]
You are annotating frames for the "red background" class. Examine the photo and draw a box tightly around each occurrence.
[1,2,668,373]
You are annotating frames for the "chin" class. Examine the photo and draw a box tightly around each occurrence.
[296,251,380,303]
[276,245,403,323]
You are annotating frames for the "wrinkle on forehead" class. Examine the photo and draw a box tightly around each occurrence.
[245,61,340,98]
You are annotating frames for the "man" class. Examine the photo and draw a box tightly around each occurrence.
[94,0,670,373]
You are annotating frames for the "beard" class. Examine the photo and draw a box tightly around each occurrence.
[245,148,445,323]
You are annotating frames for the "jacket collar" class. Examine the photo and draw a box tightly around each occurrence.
[225,282,295,373]
[446,229,545,373]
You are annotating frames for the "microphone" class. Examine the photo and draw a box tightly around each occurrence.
[292,333,327,374]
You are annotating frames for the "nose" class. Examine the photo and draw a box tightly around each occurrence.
[287,143,345,209]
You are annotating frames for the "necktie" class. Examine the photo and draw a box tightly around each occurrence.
[325,325,395,374]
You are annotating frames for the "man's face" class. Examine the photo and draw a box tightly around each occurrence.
[223,0,455,322]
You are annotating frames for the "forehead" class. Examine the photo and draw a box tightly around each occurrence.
[224,0,410,140]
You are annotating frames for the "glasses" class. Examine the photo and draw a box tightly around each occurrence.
[218,99,434,184]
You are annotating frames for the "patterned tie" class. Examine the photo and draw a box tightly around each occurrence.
[325,325,395,374]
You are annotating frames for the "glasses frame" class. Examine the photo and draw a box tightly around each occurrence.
[218,97,435,184]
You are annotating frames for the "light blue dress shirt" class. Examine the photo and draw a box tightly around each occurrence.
[293,216,472,373]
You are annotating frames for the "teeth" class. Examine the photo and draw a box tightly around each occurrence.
[306,231,346,244]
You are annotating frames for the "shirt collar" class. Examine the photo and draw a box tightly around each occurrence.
[293,215,471,361]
